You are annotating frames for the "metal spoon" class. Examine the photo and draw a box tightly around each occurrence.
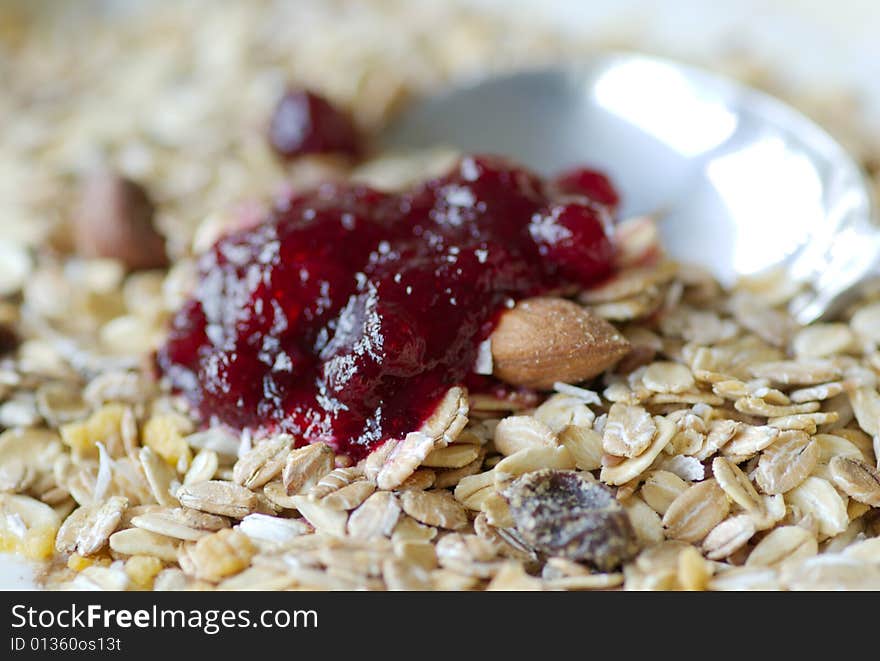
[380,53,878,323]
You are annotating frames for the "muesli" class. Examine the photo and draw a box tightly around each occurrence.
[1,2,880,591]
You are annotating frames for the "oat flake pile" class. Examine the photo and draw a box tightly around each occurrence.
[2,1,880,591]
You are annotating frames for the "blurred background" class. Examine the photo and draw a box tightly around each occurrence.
[476,0,880,96]
[1,0,879,253]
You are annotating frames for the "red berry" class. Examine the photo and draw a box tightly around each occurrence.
[554,167,620,214]
[269,90,361,159]
[529,202,615,283]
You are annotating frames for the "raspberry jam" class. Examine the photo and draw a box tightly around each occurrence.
[158,156,617,459]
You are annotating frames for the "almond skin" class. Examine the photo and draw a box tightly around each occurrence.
[490,297,629,389]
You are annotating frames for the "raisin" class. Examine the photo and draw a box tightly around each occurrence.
[503,469,639,571]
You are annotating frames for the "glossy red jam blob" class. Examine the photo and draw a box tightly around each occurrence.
[269,90,361,159]
[158,155,617,459]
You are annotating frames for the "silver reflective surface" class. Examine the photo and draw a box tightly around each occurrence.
[380,54,878,323]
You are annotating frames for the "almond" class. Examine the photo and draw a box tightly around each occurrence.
[73,171,168,270]
[490,297,629,389]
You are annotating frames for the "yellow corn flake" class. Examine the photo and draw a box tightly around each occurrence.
[143,414,191,467]
[124,555,164,590]
[0,495,61,560]
[67,553,94,572]
[1,525,58,561]
[60,403,126,456]
[191,529,255,582]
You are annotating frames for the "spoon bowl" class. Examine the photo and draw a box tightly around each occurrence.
[380,54,878,323]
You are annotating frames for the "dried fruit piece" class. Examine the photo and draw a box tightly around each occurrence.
[60,404,126,457]
[269,89,361,159]
[554,166,620,211]
[143,414,191,468]
[124,555,164,590]
[73,171,168,270]
[503,469,639,571]
[0,494,61,560]
[187,528,255,582]
[490,297,629,389]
